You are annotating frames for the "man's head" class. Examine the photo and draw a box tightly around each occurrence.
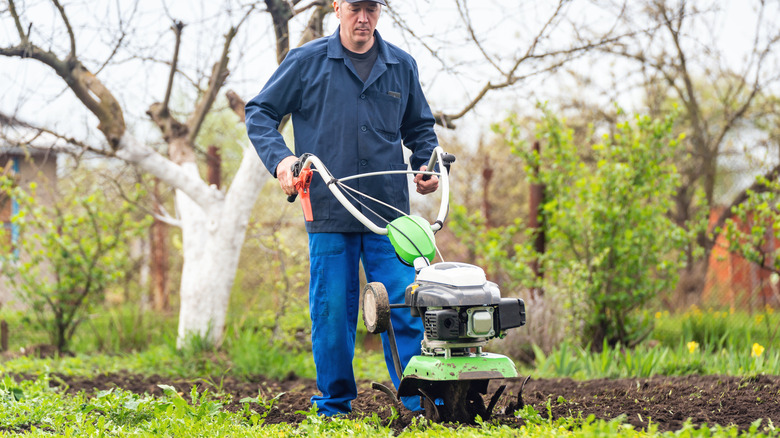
[333,0,383,54]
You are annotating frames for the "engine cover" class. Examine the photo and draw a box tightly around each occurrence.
[406,262,502,308]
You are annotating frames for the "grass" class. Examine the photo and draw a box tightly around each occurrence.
[527,339,779,380]
[1,305,779,436]
[2,374,778,437]
[653,306,779,352]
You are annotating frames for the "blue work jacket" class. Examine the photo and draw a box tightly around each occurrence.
[245,28,438,233]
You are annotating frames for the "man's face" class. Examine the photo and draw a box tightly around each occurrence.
[333,1,381,53]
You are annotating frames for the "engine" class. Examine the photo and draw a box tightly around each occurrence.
[405,262,526,355]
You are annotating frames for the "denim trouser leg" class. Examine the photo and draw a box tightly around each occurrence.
[308,233,360,416]
[308,232,424,415]
[361,233,424,412]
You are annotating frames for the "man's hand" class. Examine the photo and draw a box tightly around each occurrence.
[413,165,439,195]
[276,155,299,196]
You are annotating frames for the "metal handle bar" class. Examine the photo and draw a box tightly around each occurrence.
[295,146,452,235]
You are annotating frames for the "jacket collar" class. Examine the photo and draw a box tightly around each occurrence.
[327,27,399,65]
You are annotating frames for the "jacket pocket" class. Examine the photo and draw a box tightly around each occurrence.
[373,92,401,140]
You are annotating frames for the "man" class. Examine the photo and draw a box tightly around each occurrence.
[245,0,439,416]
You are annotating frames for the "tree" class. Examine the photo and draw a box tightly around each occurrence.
[0,0,336,347]
[597,0,780,296]
[460,107,687,349]
[0,175,149,353]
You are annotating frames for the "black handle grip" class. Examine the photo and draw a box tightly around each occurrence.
[421,152,456,182]
[287,193,297,203]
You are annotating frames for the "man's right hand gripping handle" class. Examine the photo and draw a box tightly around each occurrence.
[283,154,314,221]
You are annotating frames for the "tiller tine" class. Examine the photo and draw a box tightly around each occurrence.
[486,384,506,418]
[371,381,398,402]
[504,375,531,415]
[417,388,441,422]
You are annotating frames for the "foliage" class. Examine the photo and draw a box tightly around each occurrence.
[721,176,780,276]
[453,107,689,349]
[1,374,779,437]
[653,306,779,352]
[528,338,778,380]
[528,107,687,348]
[0,176,150,354]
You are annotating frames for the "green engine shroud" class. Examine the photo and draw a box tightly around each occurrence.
[397,353,518,397]
[386,215,436,265]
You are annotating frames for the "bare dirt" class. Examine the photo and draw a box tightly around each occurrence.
[9,372,780,433]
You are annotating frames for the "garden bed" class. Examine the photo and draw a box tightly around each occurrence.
[23,372,780,433]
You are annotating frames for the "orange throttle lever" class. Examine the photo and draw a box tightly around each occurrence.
[293,167,313,221]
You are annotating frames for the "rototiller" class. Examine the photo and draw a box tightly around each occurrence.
[288,147,528,422]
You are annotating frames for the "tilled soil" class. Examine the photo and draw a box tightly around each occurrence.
[9,372,780,433]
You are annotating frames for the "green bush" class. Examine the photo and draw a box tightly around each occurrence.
[455,107,688,349]
[0,177,150,354]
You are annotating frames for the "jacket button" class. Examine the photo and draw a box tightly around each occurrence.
[360,159,367,166]
[361,125,367,132]
[360,94,366,99]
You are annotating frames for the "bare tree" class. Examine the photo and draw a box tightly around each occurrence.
[0,0,331,347]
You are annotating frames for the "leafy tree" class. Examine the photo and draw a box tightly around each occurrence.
[455,107,688,349]
[0,176,150,353]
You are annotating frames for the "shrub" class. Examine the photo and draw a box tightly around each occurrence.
[0,176,150,353]
[454,107,688,350]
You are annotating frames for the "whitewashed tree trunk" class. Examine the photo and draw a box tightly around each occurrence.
[116,133,268,347]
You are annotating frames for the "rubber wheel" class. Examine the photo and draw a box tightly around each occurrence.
[362,282,390,334]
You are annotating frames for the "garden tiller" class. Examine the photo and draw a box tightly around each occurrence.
[288,147,528,423]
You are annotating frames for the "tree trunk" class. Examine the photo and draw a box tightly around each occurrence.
[150,179,170,312]
[111,131,267,347]
[174,147,267,347]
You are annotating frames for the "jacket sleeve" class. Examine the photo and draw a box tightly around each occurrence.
[400,57,439,171]
[245,51,303,177]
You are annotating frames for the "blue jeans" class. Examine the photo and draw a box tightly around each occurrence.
[308,232,424,415]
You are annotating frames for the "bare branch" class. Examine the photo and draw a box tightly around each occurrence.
[105,174,182,228]
[384,8,454,74]
[293,0,325,16]
[298,2,331,46]
[162,20,186,114]
[266,0,294,63]
[185,4,255,144]
[93,0,138,76]
[0,111,105,158]
[0,9,126,148]
[454,0,503,74]
[8,0,26,41]
[226,90,245,122]
[51,0,77,58]
[435,33,626,128]
[186,32,235,145]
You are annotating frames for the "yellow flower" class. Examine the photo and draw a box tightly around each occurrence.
[655,311,662,319]
[687,341,699,354]
[752,343,765,358]
[766,305,775,315]
[756,315,765,324]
